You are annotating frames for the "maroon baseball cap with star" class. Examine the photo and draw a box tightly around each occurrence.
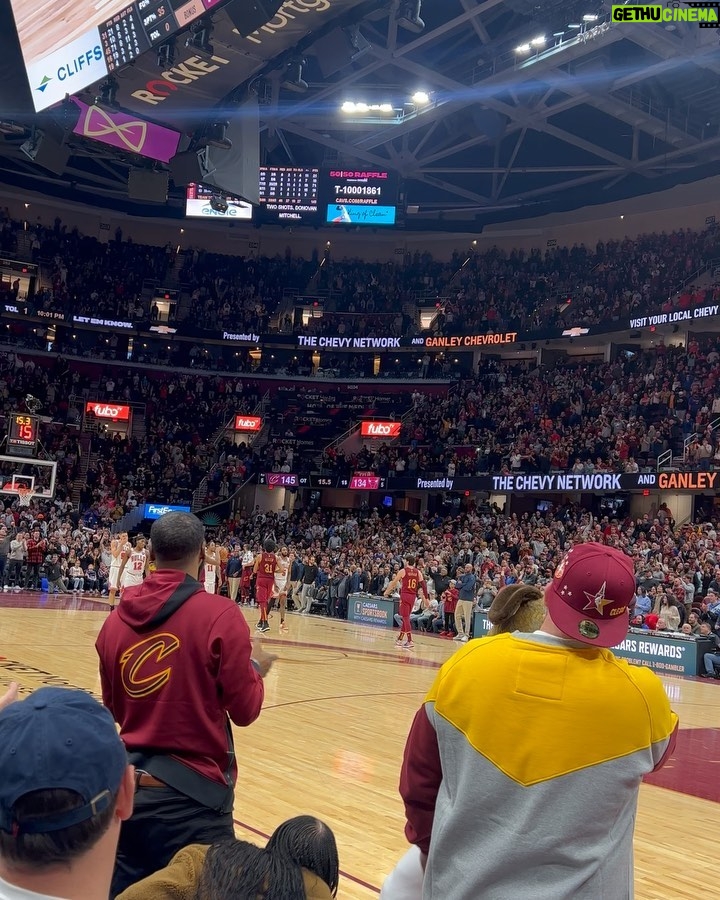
[545,543,635,648]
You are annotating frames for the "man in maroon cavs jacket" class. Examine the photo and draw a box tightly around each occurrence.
[95,512,276,898]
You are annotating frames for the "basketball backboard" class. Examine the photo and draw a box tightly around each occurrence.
[0,454,56,500]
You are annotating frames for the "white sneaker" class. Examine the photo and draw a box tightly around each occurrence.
[452,633,463,641]
[460,634,469,642]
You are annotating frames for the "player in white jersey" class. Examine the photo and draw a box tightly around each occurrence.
[272,547,291,634]
[118,537,148,593]
[203,540,220,594]
[108,532,129,608]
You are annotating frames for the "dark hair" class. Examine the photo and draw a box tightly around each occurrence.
[0,788,116,870]
[267,816,339,898]
[405,555,416,567]
[196,840,307,900]
[149,512,205,564]
[264,539,277,553]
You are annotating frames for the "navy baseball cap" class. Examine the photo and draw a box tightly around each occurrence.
[0,688,127,835]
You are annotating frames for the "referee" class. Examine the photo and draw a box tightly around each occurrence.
[96,512,276,897]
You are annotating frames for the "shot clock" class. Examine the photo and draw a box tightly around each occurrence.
[7,413,39,456]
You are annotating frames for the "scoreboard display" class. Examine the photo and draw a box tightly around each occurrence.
[258,166,320,223]
[7,413,39,457]
[324,169,398,226]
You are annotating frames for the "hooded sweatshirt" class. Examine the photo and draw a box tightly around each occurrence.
[96,569,263,811]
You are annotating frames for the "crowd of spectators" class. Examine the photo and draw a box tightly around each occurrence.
[3,496,719,645]
[2,205,718,343]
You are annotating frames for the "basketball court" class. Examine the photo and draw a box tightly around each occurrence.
[0,594,714,898]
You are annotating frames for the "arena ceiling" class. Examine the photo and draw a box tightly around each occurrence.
[0,0,719,229]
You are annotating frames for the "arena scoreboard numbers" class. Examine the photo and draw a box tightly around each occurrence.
[258,166,320,223]
[325,169,398,226]
[6,413,39,457]
[99,0,225,73]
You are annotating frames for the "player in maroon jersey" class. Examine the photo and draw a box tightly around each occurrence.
[385,555,428,651]
[253,539,277,634]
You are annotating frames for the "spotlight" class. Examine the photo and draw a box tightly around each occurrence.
[94,77,118,110]
[185,19,213,57]
[412,90,430,105]
[282,58,308,93]
[157,39,176,68]
[567,22,582,29]
[515,43,531,53]
[209,193,228,213]
[397,0,424,33]
[341,101,356,113]
[531,35,546,46]
[583,13,599,21]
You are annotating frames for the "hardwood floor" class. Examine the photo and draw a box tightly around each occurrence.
[0,595,715,898]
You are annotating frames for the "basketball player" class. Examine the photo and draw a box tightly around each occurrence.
[241,544,255,605]
[118,537,148,595]
[384,556,428,650]
[272,547,291,634]
[108,532,129,607]
[253,540,277,634]
[203,541,220,595]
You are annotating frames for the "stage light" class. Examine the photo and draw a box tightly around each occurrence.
[412,91,430,105]
[185,20,213,57]
[397,0,424,33]
[583,13,599,21]
[283,59,308,93]
[531,35,546,46]
[515,43,531,53]
[341,101,356,113]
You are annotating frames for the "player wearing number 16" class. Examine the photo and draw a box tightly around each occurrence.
[385,556,428,651]
[95,512,276,897]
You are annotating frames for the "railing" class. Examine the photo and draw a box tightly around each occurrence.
[191,392,269,511]
[656,449,672,471]
[684,416,720,462]
[194,474,255,519]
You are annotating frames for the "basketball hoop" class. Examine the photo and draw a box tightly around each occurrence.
[16,487,32,507]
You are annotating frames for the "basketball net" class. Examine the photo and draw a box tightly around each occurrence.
[16,487,32,507]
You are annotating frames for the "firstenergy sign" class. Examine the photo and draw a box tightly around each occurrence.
[85,402,131,421]
[361,421,401,438]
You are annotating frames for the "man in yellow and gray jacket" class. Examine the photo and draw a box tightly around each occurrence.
[400,543,678,900]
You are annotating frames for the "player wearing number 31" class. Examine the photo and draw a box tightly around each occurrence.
[385,556,428,650]
[95,511,277,898]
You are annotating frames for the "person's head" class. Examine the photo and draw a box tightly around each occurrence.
[700,622,713,636]
[680,623,692,635]
[134,537,146,551]
[0,688,134,888]
[266,815,339,898]
[196,840,306,900]
[405,554,416,567]
[264,539,277,553]
[543,543,636,648]
[149,512,206,576]
[487,584,545,636]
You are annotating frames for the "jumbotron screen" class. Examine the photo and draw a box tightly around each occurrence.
[10,0,226,112]
[185,184,253,220]
[324,168,398,226]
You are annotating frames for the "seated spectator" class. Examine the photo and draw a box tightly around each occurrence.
[0,687,135,900]
[117,815,338,899]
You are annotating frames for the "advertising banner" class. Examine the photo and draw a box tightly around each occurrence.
[85,402,131,421]
[347,593,395,628]
[70,97,181,163]
[360,421,402,438]
[233,415,262,432]
[612,634,712,677]
[144,503,191,520]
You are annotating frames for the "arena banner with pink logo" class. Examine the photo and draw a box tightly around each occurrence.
[70,97,181,163]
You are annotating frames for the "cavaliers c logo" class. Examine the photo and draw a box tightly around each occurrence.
[120,633,181,698]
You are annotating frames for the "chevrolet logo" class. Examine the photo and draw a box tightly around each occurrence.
[561,327,590,337]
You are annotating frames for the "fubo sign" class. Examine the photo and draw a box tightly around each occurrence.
[85,402,131,421]
[234,415,263,432]
[360,421,401,438]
